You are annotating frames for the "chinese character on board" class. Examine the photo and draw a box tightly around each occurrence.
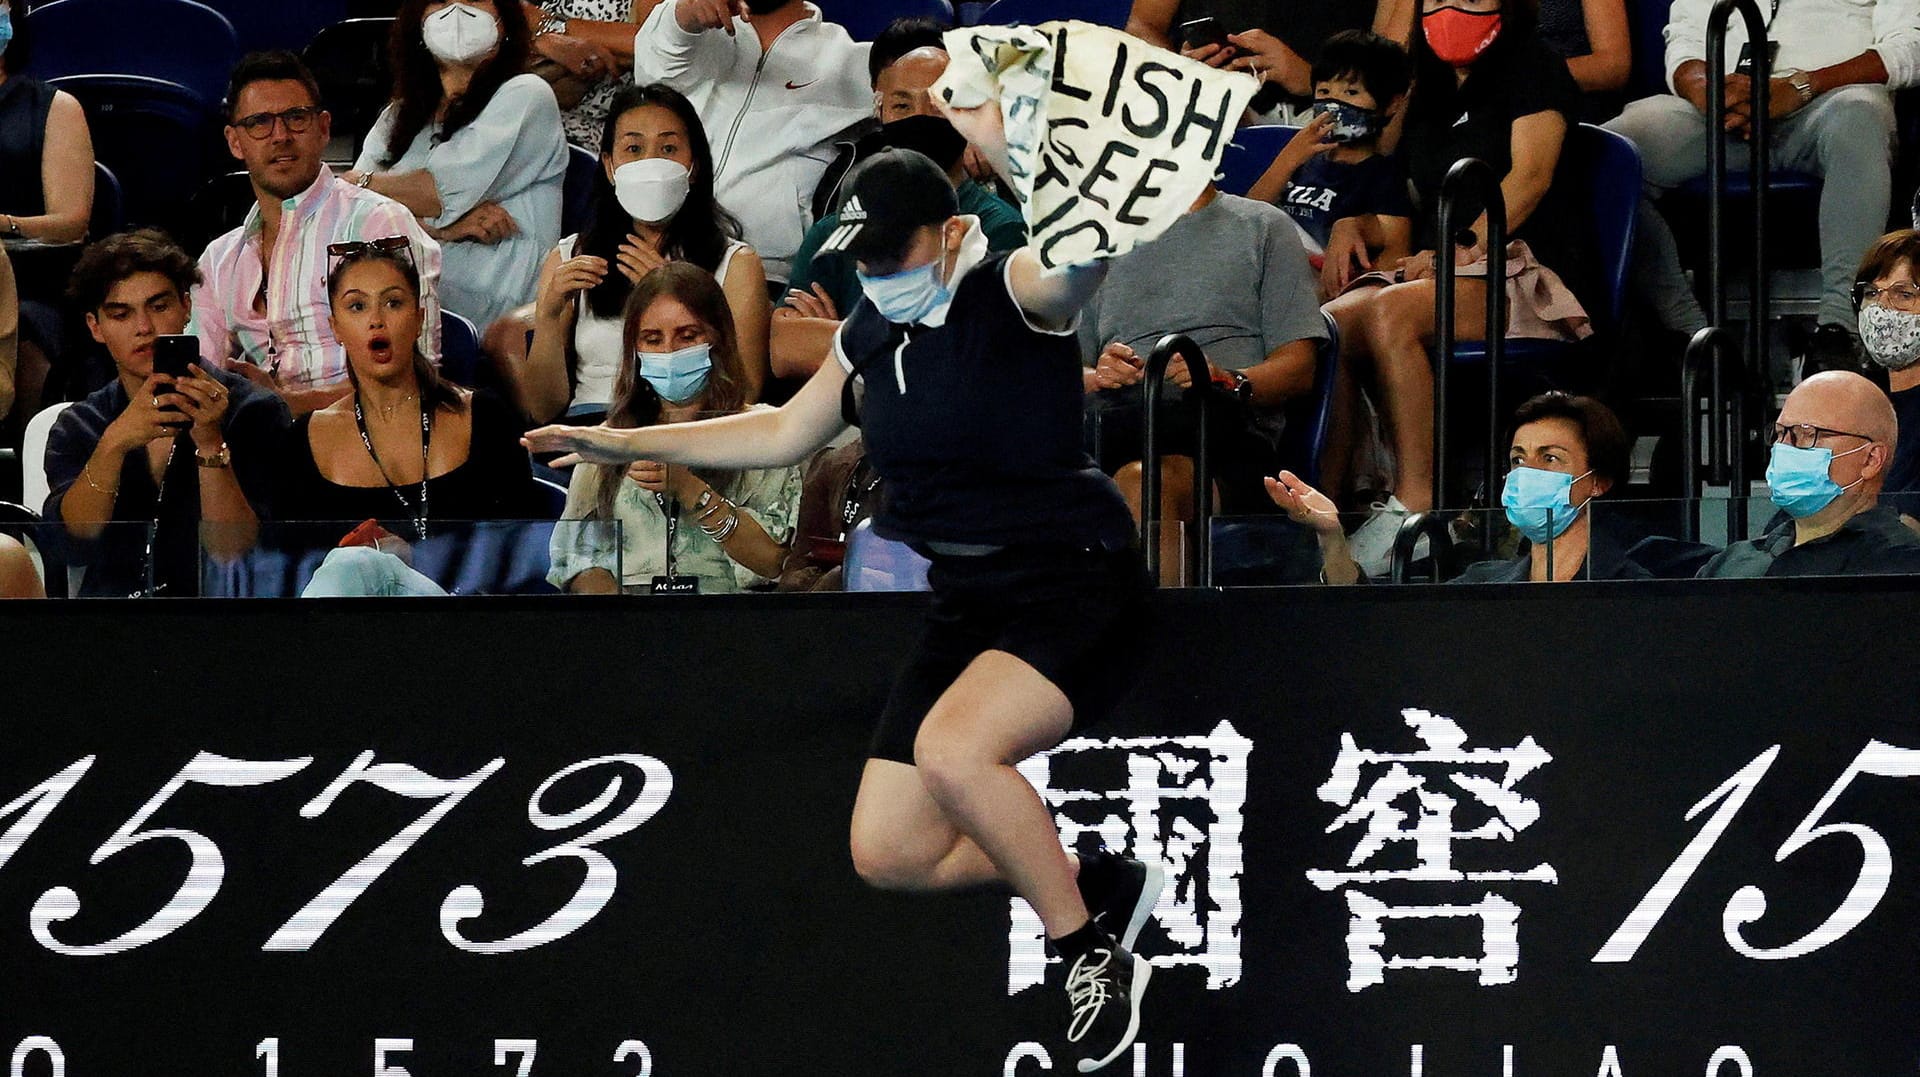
[1307,708,1557,992]
[1009,721,1251,994]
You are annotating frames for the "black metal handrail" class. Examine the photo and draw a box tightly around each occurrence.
[1142,334,1215,586]
[1389,511,1458,584]
[1705,0,1773,398]
[1680,326,1752,544]
[1433,157,1509,548]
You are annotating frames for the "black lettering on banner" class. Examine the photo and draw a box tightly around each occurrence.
[1031,193,1084,235]
[1078,140,1140,210]
[1050,26,1095,101]
[1034,116,1089,193]
[1172,77,1234,158]
[1100,39,1132,117]
[1040,218,1115,267]
[1118,158,1179,225]
[1123,62,1180,138]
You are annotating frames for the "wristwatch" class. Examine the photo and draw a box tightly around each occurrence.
[1786,70,1816,106]
[195,443,233,469]
[1227,369,1254,403]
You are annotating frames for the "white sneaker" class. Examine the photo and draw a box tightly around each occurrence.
[1347,496,1427,578]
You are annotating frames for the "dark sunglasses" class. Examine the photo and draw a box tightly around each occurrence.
[327,236,415,270]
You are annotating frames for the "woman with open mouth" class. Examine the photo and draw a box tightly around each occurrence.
[271,238,540,558]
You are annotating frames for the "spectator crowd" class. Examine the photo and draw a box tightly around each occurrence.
[7,0,1920,598]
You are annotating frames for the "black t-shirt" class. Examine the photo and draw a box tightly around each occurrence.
[1884,386,1920,513]
[1401,36,1595,305]
[835,252,1136,551]
[1278,153,1413,249]
[1173,0,1374,65]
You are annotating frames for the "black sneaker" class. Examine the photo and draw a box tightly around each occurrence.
[1064,939,1152,1073]
[1077,849,1165,951]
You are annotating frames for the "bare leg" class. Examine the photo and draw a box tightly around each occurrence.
[912,650,1087,938]
[1356,278,1488,514]
[849,758,1004,892]
[1112,457,1194,587]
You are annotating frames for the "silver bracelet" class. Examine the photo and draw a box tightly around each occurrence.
[701,512,740,542]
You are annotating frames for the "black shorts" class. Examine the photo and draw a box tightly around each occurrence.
[868,545,1153,765]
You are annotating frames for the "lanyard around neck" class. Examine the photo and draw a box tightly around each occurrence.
[353,396,433,541]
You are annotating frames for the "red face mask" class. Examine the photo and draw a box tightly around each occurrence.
[1423,6,1503,66]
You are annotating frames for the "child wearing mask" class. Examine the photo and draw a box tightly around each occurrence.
[1246,30,1413,296]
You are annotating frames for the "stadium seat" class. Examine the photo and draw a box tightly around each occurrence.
[90,161,125,240]
[22,402,73,518]
[1450,125,1642,366]
[26,0,240,108]
[978,0,1131,27]
[198,0,347,54]
[815,0,955,39]
[52,74,223,235]
[439,311,484,388]
[844,518,931,591]
[1216,124,1294,199]
[532,476,569,520]
[304,18,396,158]
[1625,0,1675,101]
[1275,312,1342,487]
[186,171,257,254]
[563,144,600,239]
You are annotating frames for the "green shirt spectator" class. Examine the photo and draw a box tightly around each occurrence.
[788,179,1027,317]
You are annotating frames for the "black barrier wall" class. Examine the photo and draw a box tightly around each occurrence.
[3,584,1918,1076]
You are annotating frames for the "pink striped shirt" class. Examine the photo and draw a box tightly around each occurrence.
[194,165,444,388]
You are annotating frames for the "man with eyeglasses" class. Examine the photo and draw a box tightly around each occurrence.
[195,51,442,416]
[1694,370,1920,578]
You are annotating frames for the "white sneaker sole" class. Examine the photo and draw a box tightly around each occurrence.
[1118,861,1164,952]
[1077,954,1152,1073]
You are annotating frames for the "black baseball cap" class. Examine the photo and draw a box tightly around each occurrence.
[815,148,959,264]
[856,114,969,173]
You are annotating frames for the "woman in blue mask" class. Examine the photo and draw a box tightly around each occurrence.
[1268,391,1647,582]
[524,147,1163,1071]
[547,262,798,594]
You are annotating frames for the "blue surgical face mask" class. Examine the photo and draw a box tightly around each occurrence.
[637,342,712,404]
[1501,466,1592,544]
[857,256,951,326]
[0,8,13,56]
[1765,441,1870,518]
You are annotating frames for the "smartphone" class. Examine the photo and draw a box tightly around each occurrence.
[152,334,199,382]
[151,334,199,427]
[1179,16,1231,52]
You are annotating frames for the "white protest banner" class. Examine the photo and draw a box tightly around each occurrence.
[934,21,1257,270]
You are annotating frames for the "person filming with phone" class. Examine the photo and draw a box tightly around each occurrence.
[43,231,291,596]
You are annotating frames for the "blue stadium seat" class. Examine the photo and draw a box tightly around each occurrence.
[979,0,1130,27]
[439,311,484,388]
[1625,0,1675,101]
[563,144,600,238]
[844,519,932,592]
[52,74,222,233]
[1275,312,1342,487]
[532,476,569,520]
[1450,125,1642,370]
[304,18,396,157]
[1216,124,1294,198]
[815,0,955,40]
[27,0,240,108]
[90,161,125,240]
[198,0,347,54]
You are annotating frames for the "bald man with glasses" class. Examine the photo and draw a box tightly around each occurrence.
[1695,371,1920,578]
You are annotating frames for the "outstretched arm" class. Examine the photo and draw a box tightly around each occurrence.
[523,349,850,470]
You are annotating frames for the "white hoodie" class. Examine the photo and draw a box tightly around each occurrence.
[632,2,873,282]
